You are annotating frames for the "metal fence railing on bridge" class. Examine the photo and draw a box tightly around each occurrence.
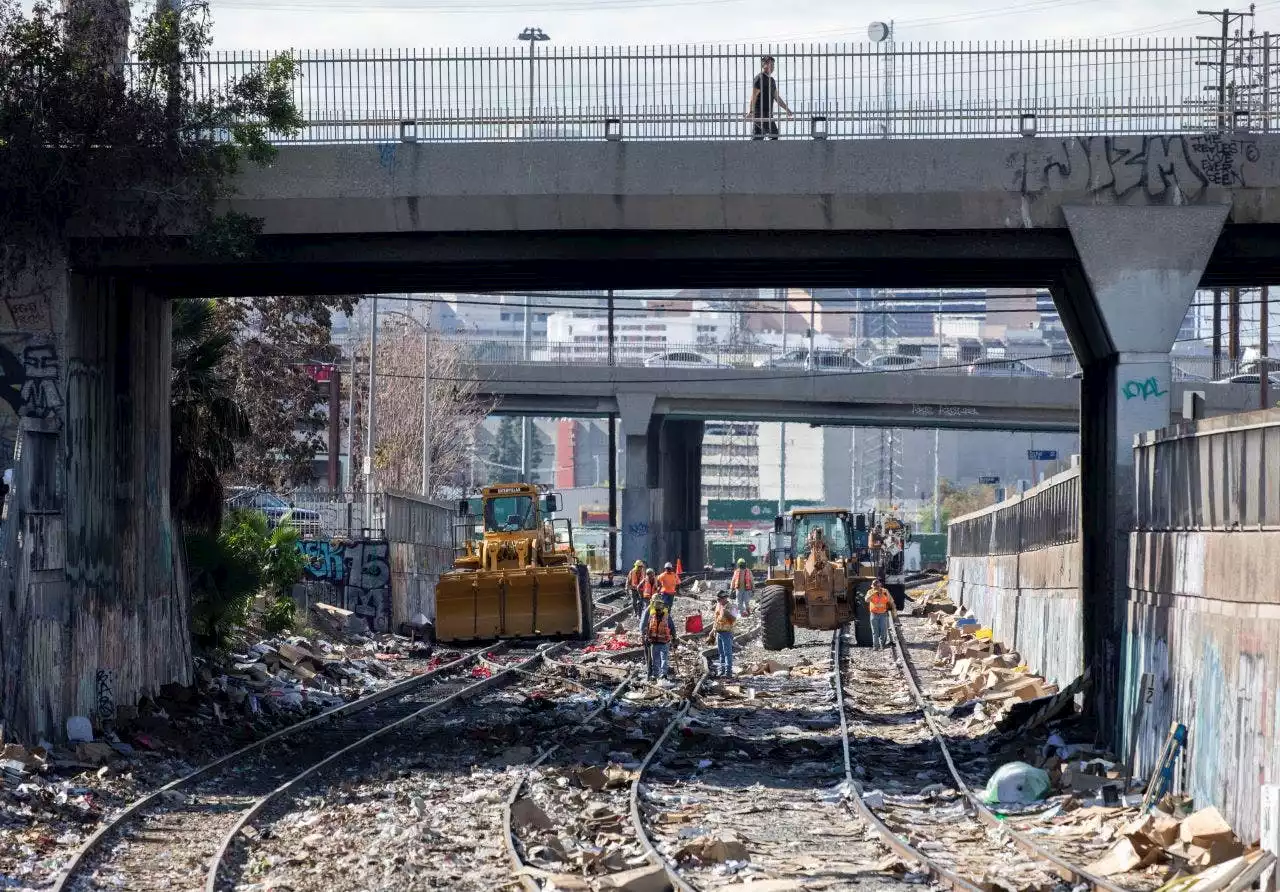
[947,465,1081,557]
[169,38,1272,143]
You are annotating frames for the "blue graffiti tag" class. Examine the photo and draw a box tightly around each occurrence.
[1122,377,1168,401]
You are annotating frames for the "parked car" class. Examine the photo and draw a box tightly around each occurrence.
[755,349,863,371]
[1216,372,1280,385]
[966,358,1052,377]
[225,487,323,538]
[864,354,922,372]
[642,350,732,369]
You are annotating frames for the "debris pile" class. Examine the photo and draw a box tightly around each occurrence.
[0,627,436,890]
[930,610,1059,715]
[1082,805,1272,882]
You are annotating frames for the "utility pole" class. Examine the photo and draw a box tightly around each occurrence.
[607,289,615,367]
[807,291,816,370]
[1213,287,1224,378]
[1262,285,1272,408]
[1229,286,1242,371]
[364,297,379,528]
[932,429,940,534]
[1198,7,1257,131]
[778,423,787,517]
[608,413,618,574]
[521,293,534,482]
[327,365,342,491]
[345,332,357,490]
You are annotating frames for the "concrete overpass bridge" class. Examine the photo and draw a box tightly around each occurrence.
[14,38,1280,741]
[469,363,1260,432]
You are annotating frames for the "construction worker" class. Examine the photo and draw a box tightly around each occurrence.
[713,591,738,677]
[646,600,677,681]
[866,578,895,650]
[730,558,754,616]
[869,525,884,568]
[627,560,647,620]
[657,561,681,609]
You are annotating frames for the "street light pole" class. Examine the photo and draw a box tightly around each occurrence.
[518,26,550,136]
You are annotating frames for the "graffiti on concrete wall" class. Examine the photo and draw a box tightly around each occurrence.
[1015,133,1260,200]
[1122,377,1168,401]
[297,538,392,633]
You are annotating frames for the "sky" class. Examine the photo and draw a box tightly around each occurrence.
[205,0,1280,51]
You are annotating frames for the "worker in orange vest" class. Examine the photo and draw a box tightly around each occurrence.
[646,601,677,681]
[656,562,681,610]
[626,560,647,620]
[730,557,754,617]
[865,578,895,650]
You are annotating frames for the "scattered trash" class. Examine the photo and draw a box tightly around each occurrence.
[981,762,1050,806]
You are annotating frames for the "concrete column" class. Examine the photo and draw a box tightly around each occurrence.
[658,419,704,570]
[618,393,657,567]
[1060,204,1228,737]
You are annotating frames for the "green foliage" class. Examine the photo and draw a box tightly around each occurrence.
[487,417,546,482]
[0,0,303,273]
[171,297,250,532]
[917,479,999,531]
[190,508,306,645]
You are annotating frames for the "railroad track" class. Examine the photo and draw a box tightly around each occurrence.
[833,605,1127,891]
[55,587,632,892]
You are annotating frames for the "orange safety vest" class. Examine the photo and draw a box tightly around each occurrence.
[868,589,892,615]
[641,578,657,600]
[648,613,672,642]
[657,570,680,595]
[627,567,645,587]
[714,604,737,632]
[731,569,754,591]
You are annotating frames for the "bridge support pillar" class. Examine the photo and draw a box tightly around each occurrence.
[0,270,189,743]
[1059,204,1228,738]
[616,394,704,572]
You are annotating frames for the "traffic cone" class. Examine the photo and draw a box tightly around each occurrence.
[675,557,683,575]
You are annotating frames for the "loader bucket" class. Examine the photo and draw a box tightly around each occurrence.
[433,566,584,643]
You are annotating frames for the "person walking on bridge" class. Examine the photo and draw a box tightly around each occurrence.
[866,578,896,650]
[657,562,681,609]
[746,55,792,140]
[730,558,754,616]
[627,560,647,620]
[713,591,738,677]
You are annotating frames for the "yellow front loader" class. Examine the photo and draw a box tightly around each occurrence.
[433,483,594,643]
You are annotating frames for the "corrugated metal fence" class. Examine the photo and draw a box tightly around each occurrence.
[384,490,456,625]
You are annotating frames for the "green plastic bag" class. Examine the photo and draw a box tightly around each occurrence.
[981,761,1051,805]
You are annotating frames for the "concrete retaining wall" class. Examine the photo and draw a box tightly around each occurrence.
[1124,411,1280,841]
[947,467,1083,688]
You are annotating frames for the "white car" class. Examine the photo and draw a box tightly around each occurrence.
[642,350,732,369]
[864,354,922,372]
[755,349,864,371]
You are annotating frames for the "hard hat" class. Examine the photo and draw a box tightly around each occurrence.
[634,560,643,567]
[717,591,730,600]
[664,562,673,570]
[646,567,656,575]
[736,558,746,566]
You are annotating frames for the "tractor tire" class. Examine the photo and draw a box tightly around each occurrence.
[758,585,794,652]
[851,583,873,647]
[887,583,907,612]
[576,565,595,640]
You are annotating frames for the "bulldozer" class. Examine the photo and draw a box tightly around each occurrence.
[433,483,594,643]
[757,507,882,650]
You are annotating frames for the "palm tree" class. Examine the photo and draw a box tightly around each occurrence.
[171,298,249,533]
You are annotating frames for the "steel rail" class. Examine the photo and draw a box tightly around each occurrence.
[204,594,635,892]
[625,624,761,892]
[501,670,644,892]
[888,610,1129,892]
[50,642,498,892]
[831,626,985,892]
[56,586,627,892]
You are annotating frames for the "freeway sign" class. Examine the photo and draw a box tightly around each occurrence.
[1027,450,1059,461]
[977,475,1000,485]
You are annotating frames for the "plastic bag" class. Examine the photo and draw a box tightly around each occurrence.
[981,761,1051,805]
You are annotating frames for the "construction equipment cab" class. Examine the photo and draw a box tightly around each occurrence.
[433,483,593,642]
[757,508,878,650]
